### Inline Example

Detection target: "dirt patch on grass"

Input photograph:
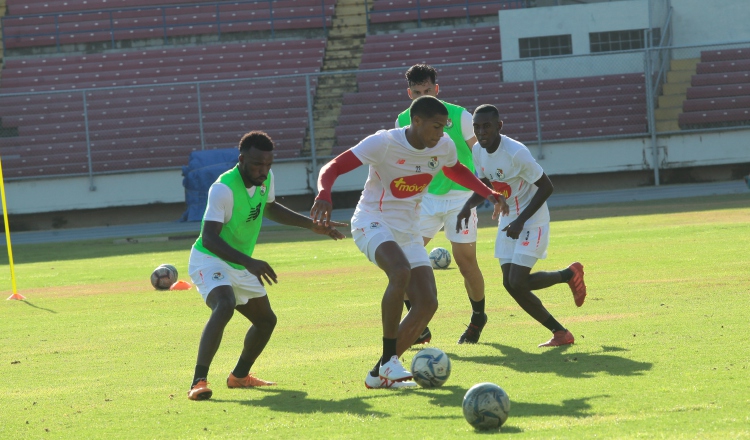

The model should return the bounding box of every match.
[12,280,156,299]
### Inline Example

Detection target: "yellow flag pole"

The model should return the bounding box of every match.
[0,156,24,300]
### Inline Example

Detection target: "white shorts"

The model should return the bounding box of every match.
[188,247,267,306]
[351,211,431,269]
[419,194,478,243]
[495,223,549,268]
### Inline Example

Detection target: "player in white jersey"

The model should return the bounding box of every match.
[457,104,587,348]
[311,96,507,388]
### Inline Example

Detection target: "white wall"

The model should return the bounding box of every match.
[670,0,750,47]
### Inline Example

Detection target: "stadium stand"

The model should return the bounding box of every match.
[334,25,648,153]
[368,0,524,25]
[0,39,325,177]
[1,0,336,50]
[679,47,750,128]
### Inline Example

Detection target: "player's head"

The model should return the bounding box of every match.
[405,64,439,100]
[472,104,503,151]
[238,131,274,187]
[409,96,449,149]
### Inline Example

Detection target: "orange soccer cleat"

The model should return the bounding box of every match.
[538,330,575,347]
[188,380,213,401]
[227,372,276,388]
[567,262,587,307]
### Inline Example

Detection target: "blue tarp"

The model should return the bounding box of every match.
[180,148,238,222]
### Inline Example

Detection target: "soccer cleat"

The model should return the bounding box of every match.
[227,372,276,388]
[187,379,213,401]
[364,372,418,389]
[379,355,413,382]
[567,262,587,307]
[538,330,575,347]
[413,327,432,345]
[458,313,488,344]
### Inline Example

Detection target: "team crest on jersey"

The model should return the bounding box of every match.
[495,169,505,179]
[428,156,439,170]
[370,222,380,229]
[212,272,224,281]
[446,118,453,129]
[260,184,267,196]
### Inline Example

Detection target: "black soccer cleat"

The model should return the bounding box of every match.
[413,327,432,345]
[458,313,487,344]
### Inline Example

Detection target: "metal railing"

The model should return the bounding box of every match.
[1,0,331,53]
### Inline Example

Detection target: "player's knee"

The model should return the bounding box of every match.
[210,300,235,323]
[507,278,530,294]
[386,264,411,289]
[256,311,277,335]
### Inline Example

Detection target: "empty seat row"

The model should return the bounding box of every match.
[679,47,750,128]
[368,0,524,24]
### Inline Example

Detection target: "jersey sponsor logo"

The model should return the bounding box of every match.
[212,272,224,281]
[390,174,433,198]
[491,181,512,198]
[522,241,530,246]
[427,156,439,170]
[247,202,261,222]
[397,159,406,164]
[495,169,505,179]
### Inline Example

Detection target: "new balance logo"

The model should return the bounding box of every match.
[247,203,261,222]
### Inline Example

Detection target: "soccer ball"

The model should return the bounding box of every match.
[462,382,511,430]
[150,264,178,290]
[429,247,451,269]
[410,347,451,388]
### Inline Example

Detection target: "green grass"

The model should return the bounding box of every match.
[1,194,749,439]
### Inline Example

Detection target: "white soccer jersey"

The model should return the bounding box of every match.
[472,135,550,228]
[351,127,458,234]
[203,170,275,224]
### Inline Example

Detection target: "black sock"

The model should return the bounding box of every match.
[404,300,411,311]
[470,298,486,326]
[193,365,209,386]
[542,315,566,333]
[231,356,254,379]
[382,337,397,365]
[370,360,380,377]
[559,268,574,282]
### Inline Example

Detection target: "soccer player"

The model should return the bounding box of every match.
[311,96,507,389]
[187,131,346,401]
[457,104,587,348]
[396,64,487,345]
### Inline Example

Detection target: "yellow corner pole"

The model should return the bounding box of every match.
[0,156,23,300]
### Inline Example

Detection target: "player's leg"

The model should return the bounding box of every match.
[229,294,277,387]
[396,265,439,356]
[526,264,586,307]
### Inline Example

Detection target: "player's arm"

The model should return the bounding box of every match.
[460,110,477,151]
[201,220,278,285]
[265,201,346,240]
[442,162,509,220]
[502,173,554,239]
[311,149,363,226]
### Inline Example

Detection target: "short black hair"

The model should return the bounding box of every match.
[473,104,500,118]
[405,64,437,87]
[239,131,274,153]
[410,95,448,120]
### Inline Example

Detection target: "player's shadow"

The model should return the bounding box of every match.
[210,388,390,418]
[21,300,57,313]
[447,343,652,378]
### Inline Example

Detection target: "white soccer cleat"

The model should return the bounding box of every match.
[364,372,417,389]
[378,355,413,382]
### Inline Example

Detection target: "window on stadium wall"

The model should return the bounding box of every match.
[519,34,573,58]
[589,28,662,53]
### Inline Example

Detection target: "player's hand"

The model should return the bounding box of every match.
[501,219,523,240]
[244,258,277,286]
[311,220,348,240]
[455,205,472,233]
[310,199,333,226]
[489,191,509,220]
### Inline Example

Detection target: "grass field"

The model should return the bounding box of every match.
[1,194,749,439]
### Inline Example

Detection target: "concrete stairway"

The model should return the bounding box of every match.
[303,0,368,156]
[655,58,699,132]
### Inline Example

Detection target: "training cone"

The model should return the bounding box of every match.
[7,292,26,300]
[169,280,192,291]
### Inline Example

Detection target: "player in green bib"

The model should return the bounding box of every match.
[187,131,346,401]
[396,64,489,345]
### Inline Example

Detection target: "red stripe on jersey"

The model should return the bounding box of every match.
[515,196,520,215]
[536,227,542,248]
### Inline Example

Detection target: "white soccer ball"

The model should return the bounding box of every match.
[410,347,451,388]
[151,264,178,290]
[462,382,511,430]
[429,247,451,269]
